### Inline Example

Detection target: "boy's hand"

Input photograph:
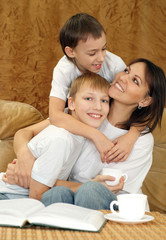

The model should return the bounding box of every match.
[93,131,114,162]
[92,175,124,194]
[105,127,140,163]
[105,134,133,163]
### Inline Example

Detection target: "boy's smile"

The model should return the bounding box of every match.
[72,32,107,74]
[69,84,109,128]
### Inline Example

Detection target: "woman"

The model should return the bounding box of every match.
[4,58,166,210]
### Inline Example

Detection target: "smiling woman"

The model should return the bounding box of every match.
[109,58,166,133]
[109,62,151,111]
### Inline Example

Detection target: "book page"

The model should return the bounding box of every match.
[28,202,106,232]
[0,198,44,227]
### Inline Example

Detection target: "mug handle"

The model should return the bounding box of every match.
[110,200,120,216]
[122,173,128,183]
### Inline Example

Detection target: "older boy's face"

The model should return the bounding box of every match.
[72,32,107,74]
[69,84,109,128]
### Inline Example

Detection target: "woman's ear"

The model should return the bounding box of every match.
[139,96,153,108]
[65,47,75,58]
[68,97,75,111]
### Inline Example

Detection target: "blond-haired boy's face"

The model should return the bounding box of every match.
[68,84,109,128]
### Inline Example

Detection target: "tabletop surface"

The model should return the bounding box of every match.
[0,211,165,240]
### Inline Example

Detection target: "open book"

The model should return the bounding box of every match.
[0,198,106,232]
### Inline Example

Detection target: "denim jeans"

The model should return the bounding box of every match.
[0,193,28,200]
[0,193,9,200]
[41,181,117,210]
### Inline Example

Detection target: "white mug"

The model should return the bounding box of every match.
[110,194,147,220]
[101,168,128,186]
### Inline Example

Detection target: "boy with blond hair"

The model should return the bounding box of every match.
[0,73,112,201]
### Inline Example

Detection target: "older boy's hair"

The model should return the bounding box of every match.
[69,72,110,99]
[60,13,105,57]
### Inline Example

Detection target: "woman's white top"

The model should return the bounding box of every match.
[69,118,153,194]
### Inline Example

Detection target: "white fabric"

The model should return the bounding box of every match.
[69,118,153,194]
[50,51,126,101]
[0,172,29,195]
[29,125,85,187]
[0,125,85,196]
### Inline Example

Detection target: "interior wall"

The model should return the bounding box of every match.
[0,0,166,117]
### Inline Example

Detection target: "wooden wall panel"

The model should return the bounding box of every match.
[0,0,166,117]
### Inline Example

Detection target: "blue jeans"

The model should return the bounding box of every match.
[0,193,9,200]
[41,181,117,210]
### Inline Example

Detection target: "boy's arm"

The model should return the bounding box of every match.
[55,179,82,193]
[105,126,141,163]
[49,96,114,162]
[29,178,50,200]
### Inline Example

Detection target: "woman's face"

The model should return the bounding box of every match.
[109,62,150,108]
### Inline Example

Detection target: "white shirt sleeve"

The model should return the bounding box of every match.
[99,51,126,82]
[49,56,81,101]
[28,125,71,187]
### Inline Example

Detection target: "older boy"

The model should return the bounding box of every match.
[0,73,112,201]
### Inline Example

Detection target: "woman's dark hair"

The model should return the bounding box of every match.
[116,58,166,133]
[59,13,105,58]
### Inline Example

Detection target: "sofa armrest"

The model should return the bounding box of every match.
[0,100,44,172]
[142,108,166,213]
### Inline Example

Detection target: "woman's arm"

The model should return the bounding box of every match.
[49,96,114,162]
[54,175,124,194]
[3,119,50,188]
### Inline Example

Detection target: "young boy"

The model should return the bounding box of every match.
[49,13,139,164]
[0,73,110,201]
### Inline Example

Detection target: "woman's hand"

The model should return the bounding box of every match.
[2,159,17,184]
[92,174,124,194]
[2,148,35,188]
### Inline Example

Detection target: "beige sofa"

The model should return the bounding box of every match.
[0,99,166,213]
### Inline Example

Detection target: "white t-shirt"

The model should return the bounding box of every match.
[29,125,85,187]
[69,118,153,194]
[50,51,126,101]
[0,125,85,195]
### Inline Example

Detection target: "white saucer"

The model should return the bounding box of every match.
[104,213,154,224]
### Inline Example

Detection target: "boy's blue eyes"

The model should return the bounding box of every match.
[85,97,108,103]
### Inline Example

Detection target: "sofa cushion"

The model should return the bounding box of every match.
[142,108,166,213]
[0,100,44,139]
[0,139,15,172]
[0,100,44,172]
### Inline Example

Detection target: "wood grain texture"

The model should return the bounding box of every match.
[0,0,166,117]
